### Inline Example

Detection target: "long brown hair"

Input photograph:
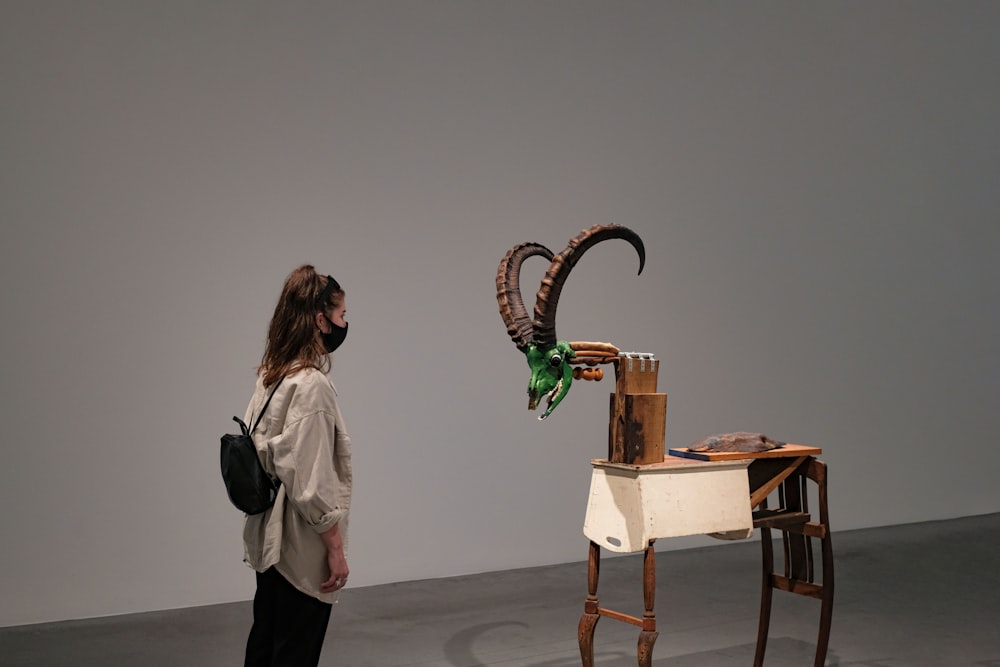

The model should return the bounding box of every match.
[259,265,345,387]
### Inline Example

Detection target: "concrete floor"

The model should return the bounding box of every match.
[2,513,998,666]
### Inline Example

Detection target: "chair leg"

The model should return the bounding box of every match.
[814,533,834,666]
[754,527,774,667]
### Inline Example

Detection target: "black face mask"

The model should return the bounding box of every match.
[321,316,348,353]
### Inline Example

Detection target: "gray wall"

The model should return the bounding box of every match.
[1,1,997,627]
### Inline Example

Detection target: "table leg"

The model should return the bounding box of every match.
[578,541,601,667]
[637,542,659,667]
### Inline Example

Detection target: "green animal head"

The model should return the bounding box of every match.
[496,224,645,420]
[524,340,576,419]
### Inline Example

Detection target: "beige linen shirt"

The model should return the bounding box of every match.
[242,367,353,604]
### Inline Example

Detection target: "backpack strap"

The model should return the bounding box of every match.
[250,377,285,435]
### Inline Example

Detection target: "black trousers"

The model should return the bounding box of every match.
[245,567,333,667]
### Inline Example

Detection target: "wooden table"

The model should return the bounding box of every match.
[578,445,823,667]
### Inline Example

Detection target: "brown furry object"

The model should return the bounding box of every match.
[687,432,785,453]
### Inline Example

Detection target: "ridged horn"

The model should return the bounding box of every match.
[496,242,555,351]
[532,224,645,348]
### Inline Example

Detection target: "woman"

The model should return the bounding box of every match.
[242,265,353,667]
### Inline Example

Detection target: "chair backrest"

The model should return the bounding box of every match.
[760,457,830,588]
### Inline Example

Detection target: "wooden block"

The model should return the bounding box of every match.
[606,356,666,463]
[627,394,667,465]
[615,357,659,395]
[610,393,667,464]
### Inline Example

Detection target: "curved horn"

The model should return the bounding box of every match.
[496,242,555,351]
[533,224,645,348]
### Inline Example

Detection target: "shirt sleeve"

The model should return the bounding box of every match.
[268,409,345,533]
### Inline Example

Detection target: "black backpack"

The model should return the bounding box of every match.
[220,379,283,514]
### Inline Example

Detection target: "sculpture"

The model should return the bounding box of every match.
[495,227,816,667]
[496,224,645,419]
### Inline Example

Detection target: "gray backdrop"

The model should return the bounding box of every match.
[2,0,997,627]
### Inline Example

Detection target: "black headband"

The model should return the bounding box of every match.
[318,275,341,307]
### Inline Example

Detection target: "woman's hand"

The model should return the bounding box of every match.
[319,523,350,593]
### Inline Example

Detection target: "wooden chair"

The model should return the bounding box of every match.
[750,456,833,666]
